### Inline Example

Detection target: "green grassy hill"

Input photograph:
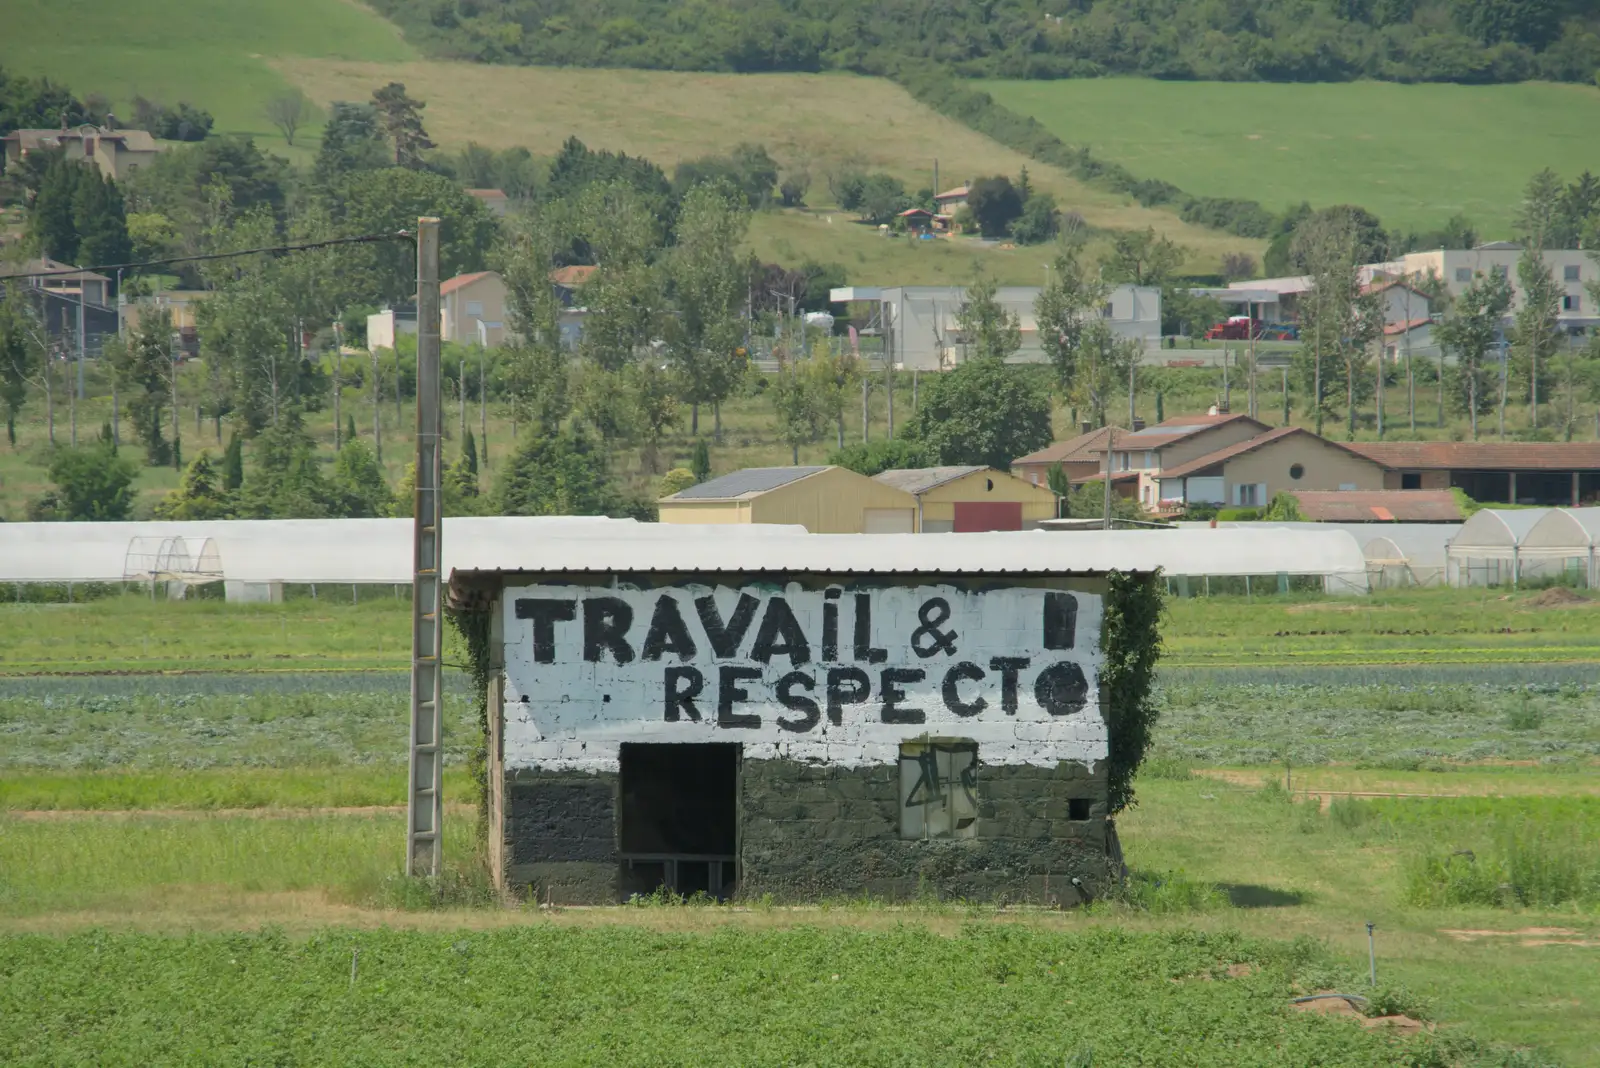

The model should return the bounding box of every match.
[979,77,1600,240]
[0,0,413,151]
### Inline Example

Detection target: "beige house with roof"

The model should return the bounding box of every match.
[1157,427,1389,509]
[1010,427,1123,489]
[1084,414,1270,511]
[442,271,508,347]
[872,466,1060,532]
[3,125,159,181]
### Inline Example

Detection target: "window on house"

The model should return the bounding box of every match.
[1563,295,1580,312]
[465,300,484,317]
[900,740,977,840]
[1565,266,1581,282]
[1236,483,1261,507]
[1402,473,1422,489]
[1455,268,1471,283]
[1492,265,1509,280]
[1100,303,1114,319]
[1068,798,1093,821]
[1289,463,1305,480]
[1144,451,1155,469]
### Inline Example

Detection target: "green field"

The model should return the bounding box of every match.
[1,591,1597,1062]
[0,0,413,155]
[980,78,1600,237]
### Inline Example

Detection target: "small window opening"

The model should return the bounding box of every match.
[619,742,739,900]
[1401,473,1422,490]
[1068,797,1093,821]
[900,739,977,840]
[1289,463,1305,480]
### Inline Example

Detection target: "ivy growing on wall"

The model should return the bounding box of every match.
[1100,570,1166,814]
[449,603,494,832]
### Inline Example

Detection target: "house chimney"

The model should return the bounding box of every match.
[1080,420,1092,436]
[1131,417,1146,431]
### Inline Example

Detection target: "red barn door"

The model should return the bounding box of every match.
[952,501,1023,532]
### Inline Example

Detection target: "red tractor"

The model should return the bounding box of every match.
[1203,316,1264,341]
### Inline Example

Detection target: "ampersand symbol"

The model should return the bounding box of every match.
[910,597,958,658]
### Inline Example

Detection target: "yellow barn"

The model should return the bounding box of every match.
[658,466,919,533]
[872,466,1060,532]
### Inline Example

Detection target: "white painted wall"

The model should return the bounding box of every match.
[500,581,1105,774]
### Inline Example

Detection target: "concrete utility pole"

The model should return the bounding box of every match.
[407,217,444,878]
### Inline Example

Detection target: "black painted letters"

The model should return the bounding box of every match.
[514,598,576,663]
[880,667,926,724]
[775,671,821,733]
[717,666,763,728]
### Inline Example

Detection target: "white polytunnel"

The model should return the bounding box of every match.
[1518,507,1600,588]
[1446,508,1557,586]
[0,518,1369,597]
[1221,521,1460,589]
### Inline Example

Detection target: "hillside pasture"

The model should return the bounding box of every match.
[979,78,1600,238]
[272,59,1255,268]
[0,0,413,153]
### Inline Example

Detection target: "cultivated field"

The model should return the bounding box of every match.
[1,586,1595,1062]
[979,78,1600,237]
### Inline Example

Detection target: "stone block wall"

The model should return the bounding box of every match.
[738,758,1111,904]
[502,759,1112,905]
[503,768,619,904]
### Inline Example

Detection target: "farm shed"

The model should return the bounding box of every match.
[447,525,1180,905]
[1445,508,1552,586]
[871,466,1060,532]
[658,466,919,533]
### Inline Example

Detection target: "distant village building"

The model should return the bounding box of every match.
[2,123,159,181]
[658,467,918,533]
[441,271,507,348]
[465,188,510,217]
[0,258,116,355]
[1010,427,1124,489]
[831,284,1161,371]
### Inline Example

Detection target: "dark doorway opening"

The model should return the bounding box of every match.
[619,742,740,901]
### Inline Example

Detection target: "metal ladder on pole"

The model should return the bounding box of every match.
[407,217,444,877]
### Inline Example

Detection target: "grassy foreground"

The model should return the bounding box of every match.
[979,78,1600,237]
[0,924,1460,1067]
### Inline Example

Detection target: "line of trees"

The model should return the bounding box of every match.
[370,0,1600,86]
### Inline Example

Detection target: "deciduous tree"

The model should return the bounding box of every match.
[1436,269,1513,440]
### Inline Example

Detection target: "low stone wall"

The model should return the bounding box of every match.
[739,758,1111,904]
[502,759,1111,905]
[503,768,619,904]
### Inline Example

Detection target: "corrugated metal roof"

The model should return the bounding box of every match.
[448,524,1368,581]
[665,466,829,500]
[872,466,987,495]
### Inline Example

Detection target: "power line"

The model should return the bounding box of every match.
[4,231,416,280]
